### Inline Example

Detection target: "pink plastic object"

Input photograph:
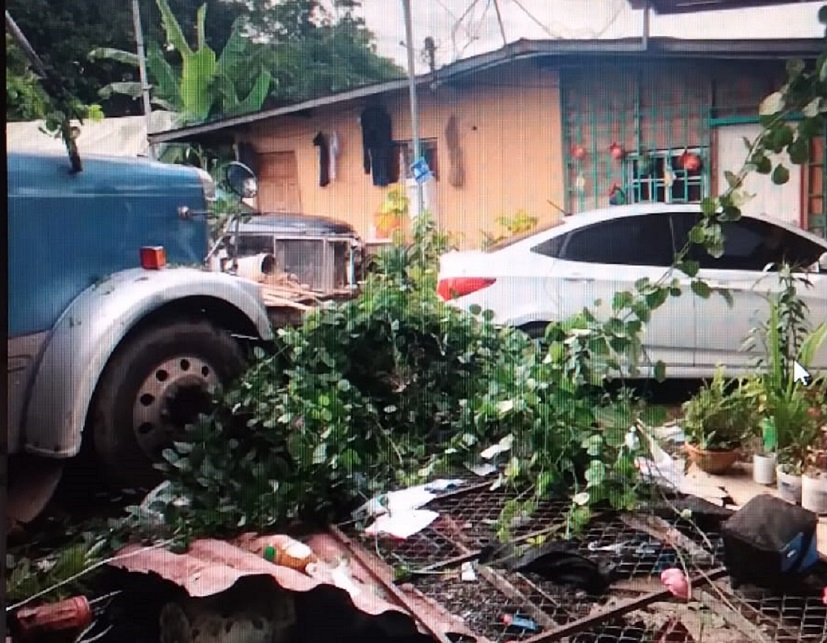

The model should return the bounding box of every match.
[822,587,827,606]
[660,568,691,600]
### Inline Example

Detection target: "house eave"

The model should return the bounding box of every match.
[150,36,825,145]
[628,0,821,14]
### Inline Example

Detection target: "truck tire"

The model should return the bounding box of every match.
[91,319,246,490]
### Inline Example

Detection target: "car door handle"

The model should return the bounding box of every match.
[564,275,595,283]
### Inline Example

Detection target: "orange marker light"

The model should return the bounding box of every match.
[139,246,167,270]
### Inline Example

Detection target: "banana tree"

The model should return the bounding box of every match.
[90,0,272,125]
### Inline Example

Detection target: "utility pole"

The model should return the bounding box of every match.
[132,0,156,159]
[401,0,425,218]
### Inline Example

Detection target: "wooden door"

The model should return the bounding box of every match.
[258,151,301,213]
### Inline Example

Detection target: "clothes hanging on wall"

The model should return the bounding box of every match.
[444,114,464,188]
[328,130,340,181]
[360,105,393,187]
[313,131,330,187]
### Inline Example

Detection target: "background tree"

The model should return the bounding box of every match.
[6,34,50,121]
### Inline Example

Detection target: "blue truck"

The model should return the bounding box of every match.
[7,151,274,525]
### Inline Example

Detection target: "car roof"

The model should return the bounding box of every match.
[498,203,827,252]
[237,213,358,236]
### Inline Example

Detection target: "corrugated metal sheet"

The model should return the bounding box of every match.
[6,111,179,157]
[108,532,477,642]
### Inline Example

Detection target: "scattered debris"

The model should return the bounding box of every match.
[501,612,540,633]
[479,435,513,460]
[460,562,477,582]
[660,568,691,600]
[11,592,119,641]
[479,541,613,595]
[465,463,497,477]
[354,479,466,539]
[365,509,440,539]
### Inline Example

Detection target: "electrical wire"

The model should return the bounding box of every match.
[492,0,508,47]
[450,0,483,59]
[458,0,494,58]
[507,0,560,39]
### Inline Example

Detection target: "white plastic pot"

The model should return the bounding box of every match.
[801,473,827,515]
[235,253,277,281]
[776,466,802,504]
[753,453,776,485]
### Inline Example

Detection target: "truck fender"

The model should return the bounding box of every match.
[22,267,274,458]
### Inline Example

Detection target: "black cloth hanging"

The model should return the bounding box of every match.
[360,105,393,187]
[313,131,330,187]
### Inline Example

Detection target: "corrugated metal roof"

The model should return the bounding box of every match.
[108,532,478,642]
[148,37,825,145]
[628,0,821,14]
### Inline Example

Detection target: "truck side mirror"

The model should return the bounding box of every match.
[225,162,258,199]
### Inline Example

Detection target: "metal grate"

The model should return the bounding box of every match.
[414,573,540,642]
[570,617,694,643]
[708,580,827,643]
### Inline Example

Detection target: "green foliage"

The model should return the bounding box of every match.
[681,369,756,451]
[743,268,827,471]
[481,209,540,249]
[5,34,50,121]
[90,0,401,124]
[92,1,273,125]
[154,213,651,540]
[6,539,106,603]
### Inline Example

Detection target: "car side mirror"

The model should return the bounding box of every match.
[819,252,827,272]
[225,161,258,199]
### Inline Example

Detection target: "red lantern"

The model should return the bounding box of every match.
[679,151,702,172]
[609,142,624,160]
[571,144,587,160]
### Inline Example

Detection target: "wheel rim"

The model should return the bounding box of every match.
[132,355,219,459]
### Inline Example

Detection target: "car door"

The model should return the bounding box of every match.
[675,213,827,373]
[544,212,695,375]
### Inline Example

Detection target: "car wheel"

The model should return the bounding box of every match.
[91,319,246,490]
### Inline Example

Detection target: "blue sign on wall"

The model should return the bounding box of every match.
[410,157,432,184]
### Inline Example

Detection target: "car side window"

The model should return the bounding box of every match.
[688,218,824,271]
[531,234,567,258]
[561,215,674,267]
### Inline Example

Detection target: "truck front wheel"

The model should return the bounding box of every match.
[91,319,246,490]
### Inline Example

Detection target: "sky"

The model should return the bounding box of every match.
[357,0,825,72]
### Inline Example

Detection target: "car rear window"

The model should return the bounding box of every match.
[486,219,566,252]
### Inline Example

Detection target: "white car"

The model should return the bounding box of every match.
[437,204,827,379]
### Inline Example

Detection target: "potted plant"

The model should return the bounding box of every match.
[752,416,778,485]
[801,383,827,514]
[682,368,755,474]
[374,187,408,239]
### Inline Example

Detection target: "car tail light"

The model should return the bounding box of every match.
[437,277,496,300]
[140,246,167,270]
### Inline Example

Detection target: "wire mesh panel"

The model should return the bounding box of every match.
[707,580,827,643]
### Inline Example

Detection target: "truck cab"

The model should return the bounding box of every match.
[7,152,273,523]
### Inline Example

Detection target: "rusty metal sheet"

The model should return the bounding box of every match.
[109,534,407,617]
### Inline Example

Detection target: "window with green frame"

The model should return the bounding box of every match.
[623,147,708,204]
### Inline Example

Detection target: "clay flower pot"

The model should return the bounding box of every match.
[684,442,739,474]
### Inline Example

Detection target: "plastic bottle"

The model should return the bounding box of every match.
[501,613,539,633]
[262,535,319,574]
